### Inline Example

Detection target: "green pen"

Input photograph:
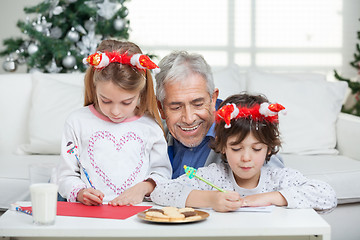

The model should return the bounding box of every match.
[183,165,227,193]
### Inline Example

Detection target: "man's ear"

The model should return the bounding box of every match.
[212,88,219,103]
[157,100,166,119]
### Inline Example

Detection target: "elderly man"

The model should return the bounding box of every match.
[155,51,284,178]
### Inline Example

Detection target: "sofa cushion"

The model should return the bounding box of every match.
[247,70,347,155]
[18,73,84,155]
[0,153,59,209]
[282,154,360,204]
[213,64,246,100]
[0,74,33,155]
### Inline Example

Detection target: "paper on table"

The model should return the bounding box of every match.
[235,205,275,212]
[21,201,152,220]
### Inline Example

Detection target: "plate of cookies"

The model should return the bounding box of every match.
[138,206,209,223]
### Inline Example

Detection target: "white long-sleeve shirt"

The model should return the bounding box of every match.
[57,105,172,202]
[150,162,337,212]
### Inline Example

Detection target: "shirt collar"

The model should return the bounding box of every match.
[207,122,216,138]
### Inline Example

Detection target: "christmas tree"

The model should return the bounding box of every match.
[334,19,360,117]
[0,0,130,73]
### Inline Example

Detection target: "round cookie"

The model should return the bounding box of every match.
[162,206,179,214]
[184,215,202,221]
[162,208,180,217]
[167,212,185,222]
[178,207,195,213]
[182,211,197,217]
[145,211,170,222]
[146,208,164,214]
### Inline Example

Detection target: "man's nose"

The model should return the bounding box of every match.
[182,105,196,124]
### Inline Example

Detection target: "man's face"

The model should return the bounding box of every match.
[158,74,219,148]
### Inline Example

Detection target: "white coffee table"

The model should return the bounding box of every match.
[0,202,330,240]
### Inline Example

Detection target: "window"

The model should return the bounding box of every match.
[127,0,343,72]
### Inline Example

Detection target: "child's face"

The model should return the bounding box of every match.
[224,132,269,189]
[95,81,140,123]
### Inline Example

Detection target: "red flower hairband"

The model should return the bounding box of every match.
[216,102,286,128]
[83,51,160,73]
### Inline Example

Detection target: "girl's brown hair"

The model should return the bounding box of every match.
[211,93,281,162]
[83,39,162,130]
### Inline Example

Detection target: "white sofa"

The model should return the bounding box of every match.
[1,67,360,240]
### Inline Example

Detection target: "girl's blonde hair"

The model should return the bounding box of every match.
[84,39,162,130]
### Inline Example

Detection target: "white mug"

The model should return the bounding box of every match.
[30,183,58,225]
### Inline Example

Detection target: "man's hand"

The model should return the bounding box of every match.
[77,188,104,206]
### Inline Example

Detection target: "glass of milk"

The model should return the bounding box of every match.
[30,183,58,225]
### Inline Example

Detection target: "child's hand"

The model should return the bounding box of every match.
[77,188,104,206]
[241,192,287,207]
[108,180,155,206]
[211,191,244,212]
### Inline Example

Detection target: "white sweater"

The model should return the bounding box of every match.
[57,105,172,202]
[151,162,337,212]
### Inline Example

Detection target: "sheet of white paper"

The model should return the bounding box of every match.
[235,205,275,212]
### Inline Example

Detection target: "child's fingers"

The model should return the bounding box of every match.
[81,196,101,206]
[89,195,103,205]
[109,200,129,206]
[109,195,140,206]
[241,200,248,207]
[85,189,104,205]
[225,191,242,202]
[97,191,105,200]
[108,196,126,206]
[218,199,242,212]
[88,188,104,198]
[224,193,245,210]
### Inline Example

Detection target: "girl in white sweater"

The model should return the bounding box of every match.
[57,40,172,206]
[151,93,337,212]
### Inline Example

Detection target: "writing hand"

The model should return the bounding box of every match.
[212,191,244,212]
[77,188,104,206]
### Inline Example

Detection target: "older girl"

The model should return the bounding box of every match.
[57,40,172,206]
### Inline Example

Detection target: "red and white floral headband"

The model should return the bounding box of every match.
[83,51,160,73]
[216,102,286,128]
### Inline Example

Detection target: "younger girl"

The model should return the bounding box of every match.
[57,40,172,206]
[151,93,337,212]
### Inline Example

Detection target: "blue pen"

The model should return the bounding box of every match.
[75,153,95,189]
[66,141,96,189]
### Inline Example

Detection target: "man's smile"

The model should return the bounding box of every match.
[180,124,201,131]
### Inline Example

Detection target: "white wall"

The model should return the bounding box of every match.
[0,0,359,76]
